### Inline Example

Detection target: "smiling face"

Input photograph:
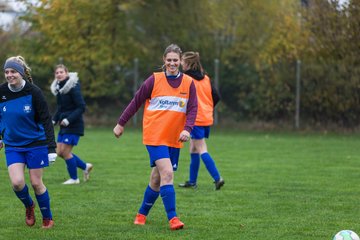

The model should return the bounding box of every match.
[4,68,23,88]
[163,52,181,76]
[55,67,68,81]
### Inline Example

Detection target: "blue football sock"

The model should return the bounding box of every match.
[36,190,52,220]
[72,153,87,170]
[189,153,200,183]
[160,184,176,220]
[201,152,221,181]
[65,157,78,179]
[14,184,33,208]
[138,185,160,216]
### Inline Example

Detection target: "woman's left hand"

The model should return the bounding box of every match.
[60,118,69,126]
[178,130,190,142]
[48,153,57,164]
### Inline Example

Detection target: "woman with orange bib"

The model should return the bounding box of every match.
[113,44,197,230]
[179,51,224,190]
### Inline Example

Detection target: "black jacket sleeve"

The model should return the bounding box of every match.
[32,85,57,153]
[66,83,86,124]
[52,99,61,124]
[211,82,221,107]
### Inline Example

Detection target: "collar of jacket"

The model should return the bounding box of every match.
[50,72,79,95]
[184,70,204,80]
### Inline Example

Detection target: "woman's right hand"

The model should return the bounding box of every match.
[113,124,124,138]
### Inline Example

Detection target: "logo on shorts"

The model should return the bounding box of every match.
[64,138,69,142]
[40,160,44,165]
[173,163,177,168]
[23,104,32,113]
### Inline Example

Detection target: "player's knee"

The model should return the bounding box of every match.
[161,170,173,184]
[56,149,65,158]
[11,179,25,191]
[190,145,198,153]
[149,181,160,191]
[30,181,43,192]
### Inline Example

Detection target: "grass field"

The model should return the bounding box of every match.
[0,127,360,239]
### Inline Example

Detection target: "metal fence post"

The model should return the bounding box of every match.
[295,59,301,129]
[214,59,220,125]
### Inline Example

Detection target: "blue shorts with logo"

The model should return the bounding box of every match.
[5,146,49,169]
[57,134,80,146]
[190,126,210,139]
[146,145,180,171]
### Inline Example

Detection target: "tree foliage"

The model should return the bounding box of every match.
[300,0,360,126]
[20,0,142,98]
[0,0,359,127]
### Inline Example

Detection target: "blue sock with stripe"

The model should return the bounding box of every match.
[138,185,159,216]
[160,184,176,220]
[189,153,200,183]
[65,157,78,179]
[36,190,52,220]
[201,152,220,181]
[14,184,33,208]
[73,154,86,170]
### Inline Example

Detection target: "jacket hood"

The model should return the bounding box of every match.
[50,72,79,95]
[184,70,205,81]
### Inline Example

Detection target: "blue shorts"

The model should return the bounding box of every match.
[57,134,80,146]
[146,145,180,171]
[190,126,210,139]
[5,146,49,169]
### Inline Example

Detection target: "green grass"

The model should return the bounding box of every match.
[1,128,360,239]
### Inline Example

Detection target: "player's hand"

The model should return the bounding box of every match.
[60,118,69,127]
[113,124,124,138]
[48,153,57,164]
[178,130,190,142]
[0,140,3,150]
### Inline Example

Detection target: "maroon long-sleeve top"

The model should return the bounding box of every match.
[117,72,198,133]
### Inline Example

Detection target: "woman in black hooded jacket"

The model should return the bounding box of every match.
[50,64,93,184]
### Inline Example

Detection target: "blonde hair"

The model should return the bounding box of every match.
[163,44,182,58]
[182,51,204,74]
[55,64,69,73]
[5,56,33,83]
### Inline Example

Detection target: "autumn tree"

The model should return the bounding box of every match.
[21,0,141,99]
[300,0,360,126]
[11,0,360,127]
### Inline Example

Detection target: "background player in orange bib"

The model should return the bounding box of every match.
[179,51,224,190]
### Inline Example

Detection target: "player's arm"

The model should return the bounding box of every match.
[184,81,198,133]
[63,83,85,126]
[179,81,198,142]
[32,86,57,153]
[113,75,154,138]
[210,80,221,107]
